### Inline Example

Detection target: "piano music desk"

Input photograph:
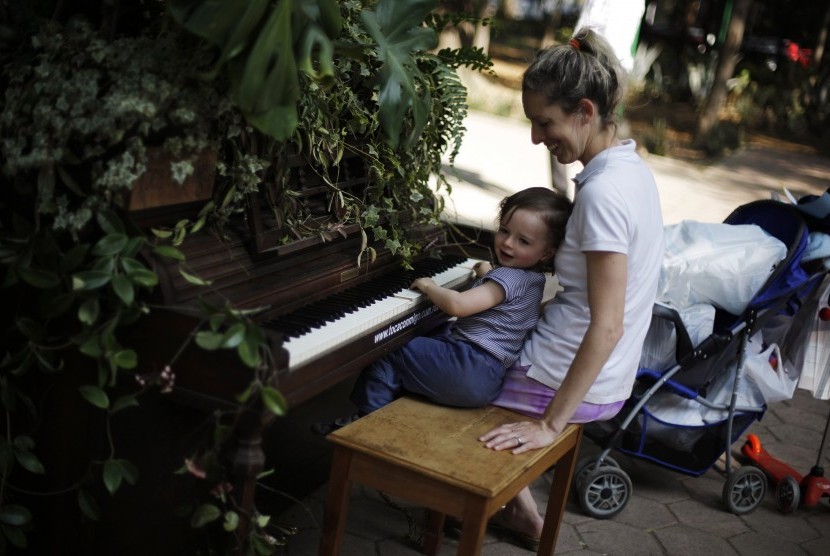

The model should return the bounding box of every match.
[319,396,583,555]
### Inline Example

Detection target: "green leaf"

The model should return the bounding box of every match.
[78,489,101,521]
[237,336,261,368]
[0,505,31,527]
[220,323,246,349]
[13,449,45,475]
[120,459,140,485]
[78,335,102,358]
[78,298,100,325]
[153,245,185,261]
[190,503,222,528]
[223,510,240,532]
[103,459,123,495]
[179,268,211,286]
[113,350,137,370]
[128,268,159,288]
[111,394,140,413]
[79,385,109,409]
[17,266,61,289]
[195,330,224,350]
[60,244,89,273]
[96,209,125,235]
[112,274,135,305]
[359,0,439,147]
[92,233,129,257]
[2,523,28,548]
[261,386,287,417]
[72,271,111,291]
[151,228,173,239]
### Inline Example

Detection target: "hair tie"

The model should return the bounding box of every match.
[568,38,580,50]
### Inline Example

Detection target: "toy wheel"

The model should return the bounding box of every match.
[573,455,620,494]
[722,466,767,515]
[577,466,632,519]
[775,475,801,514]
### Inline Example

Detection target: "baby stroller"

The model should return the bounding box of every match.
[575,199,830,518]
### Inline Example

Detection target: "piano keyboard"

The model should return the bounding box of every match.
[267,256,482,370]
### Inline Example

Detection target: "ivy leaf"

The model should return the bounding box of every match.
[78,298,100,325]
[223,510,240,532]
[60,244,89,272]
[179,268,211,286]
[17,267,61,289]
[220,323,246,349]
[128,268,159,288]
[13,449,45,475]
[261,386,287,417]
[78,335,102,358]
[236,336,261,368]
[190,503,222,528]
[96,209,125,235]
[78,489,101,521]
[79,385,110,409]
[92,233,129,257]
[0,505,31,527]
[195,330,224,350]
[119,459,140,485]
[153,245,185,261]
[103,459,123,495]
[72,271,111,291]
[113,350,138,370]
[111,394,140,413]
[111,274,135,305]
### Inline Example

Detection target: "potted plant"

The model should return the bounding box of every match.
[0,0,491,553]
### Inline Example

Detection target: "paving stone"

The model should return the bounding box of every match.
[614,494,678,530]
[575,519,664,554]
[667,499,748,538]
[653,523,739,556]
[740,504,822,543]
[728,529,809,556]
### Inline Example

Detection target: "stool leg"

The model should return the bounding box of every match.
[457,501,488,556]
[538,426,582,555]
[319,447,354,556]
[422,510,445,556]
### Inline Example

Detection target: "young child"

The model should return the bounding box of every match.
[313,187,572,434]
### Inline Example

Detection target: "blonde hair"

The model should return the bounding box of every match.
[522,28,626,128]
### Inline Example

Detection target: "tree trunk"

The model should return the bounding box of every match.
[813,0,830,67]
[695,0,752,140]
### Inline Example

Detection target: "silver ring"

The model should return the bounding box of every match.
[515,435,524,446]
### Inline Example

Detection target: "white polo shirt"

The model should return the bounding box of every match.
[523,140,664,404]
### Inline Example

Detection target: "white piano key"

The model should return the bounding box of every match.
[284,258,480,369]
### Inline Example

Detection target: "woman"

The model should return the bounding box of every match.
[477,28,665,548]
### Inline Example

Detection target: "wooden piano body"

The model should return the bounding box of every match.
[117,151,492,552]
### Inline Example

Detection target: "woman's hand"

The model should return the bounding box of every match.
[478,420,558,455]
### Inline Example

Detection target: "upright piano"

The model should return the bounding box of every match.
[126,149,491,549]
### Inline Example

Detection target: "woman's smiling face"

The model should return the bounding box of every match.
[523,89,588,166]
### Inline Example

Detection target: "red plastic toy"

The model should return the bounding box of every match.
[740,294,830,513]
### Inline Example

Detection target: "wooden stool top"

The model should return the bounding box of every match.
[327,396,581,498]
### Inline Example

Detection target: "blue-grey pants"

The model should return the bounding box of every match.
[350,332,506,414]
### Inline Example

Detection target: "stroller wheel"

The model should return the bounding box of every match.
[722,466,767,515]
[572,455,620,500]
[577,466,632,519]
[775,475,801,514]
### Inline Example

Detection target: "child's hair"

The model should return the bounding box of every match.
[498,186,573,258]
[522,28,626,130]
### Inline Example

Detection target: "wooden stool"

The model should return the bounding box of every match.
[319,396,583,555]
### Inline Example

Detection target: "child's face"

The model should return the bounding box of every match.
[494,208,555,269]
